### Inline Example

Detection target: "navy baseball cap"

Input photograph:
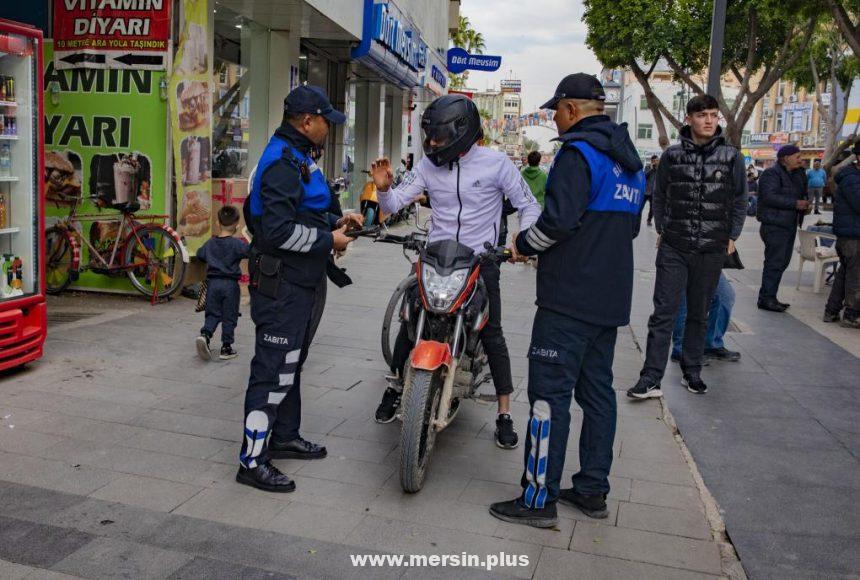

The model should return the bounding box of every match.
[284,85,346,124]
[541,73,606,110]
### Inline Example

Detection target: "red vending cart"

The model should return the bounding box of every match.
[0,19,45,371]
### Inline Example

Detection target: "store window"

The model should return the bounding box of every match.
[637,124,653,140]
[212,5,268,179]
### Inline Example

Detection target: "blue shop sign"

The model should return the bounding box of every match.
[431,65,447,88]
[447,47,502,74]
[352,0,428,89]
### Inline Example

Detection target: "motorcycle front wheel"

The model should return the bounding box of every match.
[399,368,442,493]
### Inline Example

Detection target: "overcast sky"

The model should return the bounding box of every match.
[458,0,601,112]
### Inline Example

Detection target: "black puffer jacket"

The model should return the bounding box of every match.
[756,162,807,229]
[834,164,860,239]
[654,126,747,253]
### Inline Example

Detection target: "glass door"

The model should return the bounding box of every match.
[0,30,38,300]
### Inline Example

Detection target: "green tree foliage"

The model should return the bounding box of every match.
[449,16,486,91]
[584,0,819,147]
[825,0,860,60]
[523,138,540,153]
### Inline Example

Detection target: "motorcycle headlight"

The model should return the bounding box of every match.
[421,266,469,312]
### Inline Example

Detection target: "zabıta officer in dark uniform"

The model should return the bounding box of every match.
[490,74,645,528]
[238,86,361,492]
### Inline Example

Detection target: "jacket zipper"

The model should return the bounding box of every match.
[455,162,463,242]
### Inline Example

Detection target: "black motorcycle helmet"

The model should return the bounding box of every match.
[421,94,482,167]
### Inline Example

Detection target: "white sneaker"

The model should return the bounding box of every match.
[196,335,212,361]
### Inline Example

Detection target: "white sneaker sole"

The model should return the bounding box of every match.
[196,337,211,361]
[681,377,708,394]
[219,353,238,360]
[627,388,663,399]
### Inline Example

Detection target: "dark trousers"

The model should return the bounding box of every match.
[520,308,618,504]
[827,239,860,318]
[201,278,240,345]
[240,280,316,468]
[642,196,654,223]
[642,243,724,381]
[759,224,797,301]
[391,260,513,395]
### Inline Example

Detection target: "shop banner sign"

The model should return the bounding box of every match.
[170,0,213,253]
[43,40,169,292]
[447,47,501,74]
[53,0,171,70]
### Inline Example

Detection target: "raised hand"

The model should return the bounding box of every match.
[371,158,394,192]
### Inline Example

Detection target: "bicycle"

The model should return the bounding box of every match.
[45,198,190,300]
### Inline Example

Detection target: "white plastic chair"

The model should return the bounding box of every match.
[795,229,839,293]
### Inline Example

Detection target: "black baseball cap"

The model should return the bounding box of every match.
[540,73,606,110]
[284,85,346,124]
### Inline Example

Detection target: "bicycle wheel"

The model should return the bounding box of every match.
[382,274,416,368]
[124,224,186,299]
[45,227,75,295]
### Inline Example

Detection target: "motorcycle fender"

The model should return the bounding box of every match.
[411,340,453,371]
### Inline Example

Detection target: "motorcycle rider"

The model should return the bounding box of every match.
[370,94,542,449]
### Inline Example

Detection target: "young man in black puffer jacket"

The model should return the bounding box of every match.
[627,95,747,399]
[825,143,860,328]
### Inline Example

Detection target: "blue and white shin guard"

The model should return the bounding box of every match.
[524,400,551,509]
[240,410,269,468]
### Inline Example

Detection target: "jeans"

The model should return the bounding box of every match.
[641,243,724,380]
[759,224,797,302]
[521,308,617,504]
[201,278,240,345]
[672,273,735,356]
[810,187,824,212]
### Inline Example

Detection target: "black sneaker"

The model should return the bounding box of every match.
[375,387,401,424]
[758,299,787,313]
[489,498,558,529]
[777,300,791,310]
[196,334,212,361]
[558,488,608,519]
[220,344,238,360]
[682,374,708,394]
[670,352,681,363]
[704,347,741,362]
[236,462,296,493]
[823,311,841,323]
[269,437,327,460]
[841,317,860,329]
[495,414,519,449]
[626,377,663,399]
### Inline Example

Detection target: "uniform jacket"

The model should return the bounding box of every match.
[516,115,645,327]
[245,124,340,287]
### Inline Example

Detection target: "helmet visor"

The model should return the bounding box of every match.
[422,120,461,151]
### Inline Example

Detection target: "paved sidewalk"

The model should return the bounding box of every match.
[631,216,860,580]
[0,217,732,579]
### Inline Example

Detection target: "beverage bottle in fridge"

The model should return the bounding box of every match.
[0,194,7,228]
[0,143,11,177]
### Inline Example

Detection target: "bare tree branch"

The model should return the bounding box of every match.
[645,58,659,78]
[662,53,706,96]
[734,9,759,117]
[630,59,682,148]
[825,0,860,60]
[730,65,744,86]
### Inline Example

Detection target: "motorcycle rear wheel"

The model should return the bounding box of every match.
[399,368,442,493]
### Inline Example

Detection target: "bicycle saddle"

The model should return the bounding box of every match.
[112,201,141,213]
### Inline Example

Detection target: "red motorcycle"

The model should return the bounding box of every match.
[356,227,509,491]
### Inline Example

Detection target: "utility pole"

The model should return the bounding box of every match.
[707,0,728,97]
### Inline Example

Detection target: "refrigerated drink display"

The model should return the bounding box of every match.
[0,19,46,372]
[0,27,38,300]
